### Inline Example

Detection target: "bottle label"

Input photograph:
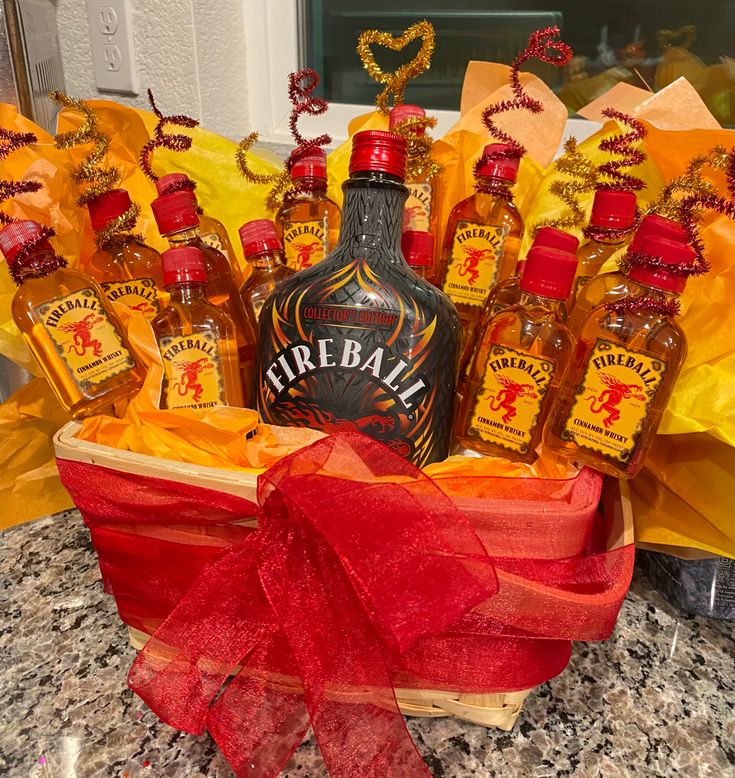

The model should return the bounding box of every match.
[282,219,328,271]
[560,339,667,464]
[442,221,507,307]
[158,332,226,410]
[468,344,555,455]
[403,182,432,231]
[101,277,160,319]
[35,288,136,390]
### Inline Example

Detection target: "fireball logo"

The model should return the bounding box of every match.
[130,300,157,317]
[171,357,214,403]
[586,373,646,429]
[59,313,104,357]
[484,374,538,424]
[457,245,496,286]
[291,239,322,270]
[402,204,424,229]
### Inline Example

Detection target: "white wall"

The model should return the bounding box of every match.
[55,0,251,139]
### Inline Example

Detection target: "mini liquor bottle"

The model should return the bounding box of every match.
[151,189,256,402]
[389,104,435,234]
[454,246,577,462]
[1,220,144,417]
[545,235,695,479]
[156,173,243,286]
[436,143,523,343]
[258,130,461,467]
[85,189,164,320]
[401,230,434,280]
[567,213,688,335]
[456,227,579,402]
[151,246,243,411]
[274,148,341,272]
[238,219,294,327]
[568,189,636,310]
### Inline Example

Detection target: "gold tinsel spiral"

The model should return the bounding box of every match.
[235,132,290,213]
[356,20,435,114]
[390,115,442,179]
[0,128,42,225]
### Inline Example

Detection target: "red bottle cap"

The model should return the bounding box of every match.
[239,219,283,258]
[349,130,407,179]
[389,104,426,134]
[87,189,133,232]
[151,190,200,235]
[519,246,578,299]
[0,220,49,263]
[291,148,327,180]
[401,230,434,268]
[161,245,208,286]
[628,235,695,293]
[533,226,580,254]
[156,172,196,196]
[589,189,637,229]
[476,143,520,183]
[629,213,688,253]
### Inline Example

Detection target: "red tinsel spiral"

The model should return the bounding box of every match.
[597,108,647,192]
[6,223,67,285]
[605,295,681,319]
[139,89,199,181]
[479,26,572,163]
[0,128,42,225]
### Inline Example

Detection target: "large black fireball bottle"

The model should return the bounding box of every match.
[257,130,461,466]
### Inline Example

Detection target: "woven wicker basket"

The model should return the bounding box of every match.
[54,421,632,731]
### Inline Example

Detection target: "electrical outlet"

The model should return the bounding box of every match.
[87,0,138,94]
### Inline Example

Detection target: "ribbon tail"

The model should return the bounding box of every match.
[128,535,268,734]
[259,526,430,778]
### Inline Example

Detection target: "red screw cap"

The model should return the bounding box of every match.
[476,143,521,183]
[0,220,50,263]
[290,148,327,180]
[87,189,133,232]
[519,246,578,299]
[389,104,427,135]
[161,245,207,287]
[239,219,283,258]
[533,226,580,254]
[151,190,200,235]
[401,230,434,268]
[629,213,688,253]
[589,189,637,229]
[629,235,695,293]
[349,130,407,180]
[156,173,195,196]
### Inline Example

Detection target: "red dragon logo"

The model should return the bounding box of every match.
[402,204,424,230]
[457,245,495,286]
[171,357,214,404]
[291,239,322,270]
[59,313,104,357]
[130,300,157,317]
[484,375,538,424]
[586,373,646,429]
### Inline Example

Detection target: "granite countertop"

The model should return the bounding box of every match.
[2,511,734,778]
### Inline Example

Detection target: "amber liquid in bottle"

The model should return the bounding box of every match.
[86,238,165,320]
[545,286,687,479]
[151,282,243,410]
[11,247,144,418]
[165,229,256,402]
[275,178,341,272]
[240,249,294,328]
[455,292,574,463]
[197,212,244,287]
[566,270,632,335]
[437,176,523,345]
[568,230,628,312]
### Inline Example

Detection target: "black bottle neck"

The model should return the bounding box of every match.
[337,171,407,262]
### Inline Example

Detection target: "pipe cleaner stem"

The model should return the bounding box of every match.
[140,89,199,181]
[597,108,646,192]
[0,128,42,224]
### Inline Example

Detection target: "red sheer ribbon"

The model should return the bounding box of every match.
[57,432,633,778]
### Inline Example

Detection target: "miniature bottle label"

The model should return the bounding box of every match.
[101,277,160,319]
[35,288,136,389]
[560,339,667,464]
[468,344,555,455]
[403,182,432,231]
[282,219,328,271]
[442,221,507,307]
[158,332,226,410]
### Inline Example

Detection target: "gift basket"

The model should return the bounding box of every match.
[2,17,735,778]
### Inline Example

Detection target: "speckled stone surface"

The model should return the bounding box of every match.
[1,511,734,777]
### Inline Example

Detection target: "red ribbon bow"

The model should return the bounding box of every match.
[57,432,633,778]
